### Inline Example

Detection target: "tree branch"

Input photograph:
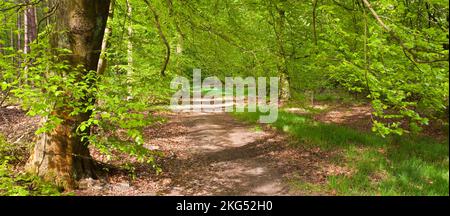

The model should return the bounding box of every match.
[0,0,43,12]
[362,0,448,64]
[143,0,171,77]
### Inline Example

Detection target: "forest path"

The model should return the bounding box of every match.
[76,110,328,196]
[146,112,294,195]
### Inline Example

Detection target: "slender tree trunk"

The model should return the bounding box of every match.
[16,8,23,86]
[127,0,133,73]
[17,9,22,68]
[10,23,14,63]
[23,1,37,77]
[97,0,115,75]
[23,1,37,55]
[127,0,133,71]
[126,0,133,99]
[26,0,110,189]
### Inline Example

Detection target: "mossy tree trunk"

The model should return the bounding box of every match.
[26,0,110,189]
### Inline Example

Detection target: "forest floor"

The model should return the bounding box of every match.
[76,111,333,195]
[1,99,448,196]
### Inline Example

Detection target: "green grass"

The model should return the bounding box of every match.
[232,111,449,196]
[193,86,252,97]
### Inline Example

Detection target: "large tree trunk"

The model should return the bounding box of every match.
[26,0,110,189]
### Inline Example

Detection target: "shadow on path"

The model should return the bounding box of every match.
[147,112,326,195]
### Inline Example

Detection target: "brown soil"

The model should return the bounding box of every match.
[1,105,446,196]
[0,106,39,144]
[76,112,332,196]
[314,105,374,131]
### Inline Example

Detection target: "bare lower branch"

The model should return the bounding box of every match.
[0,0,43,12]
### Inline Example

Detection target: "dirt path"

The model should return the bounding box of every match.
[74,110,330,196]
[0,106,333,196]
[153,112,292,195]
[131,110,332,196]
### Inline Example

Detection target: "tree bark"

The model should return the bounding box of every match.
[17,9,22,68]
[126,0,133,99]
[126,0,133,76]
[26,0,110,189]
[23,0,37,55]
[23,0,37,77]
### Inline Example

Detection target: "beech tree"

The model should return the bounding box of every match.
[25,0,110,188]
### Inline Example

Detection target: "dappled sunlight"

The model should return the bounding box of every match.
[0,0,447,197]
[232,107,449,195]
